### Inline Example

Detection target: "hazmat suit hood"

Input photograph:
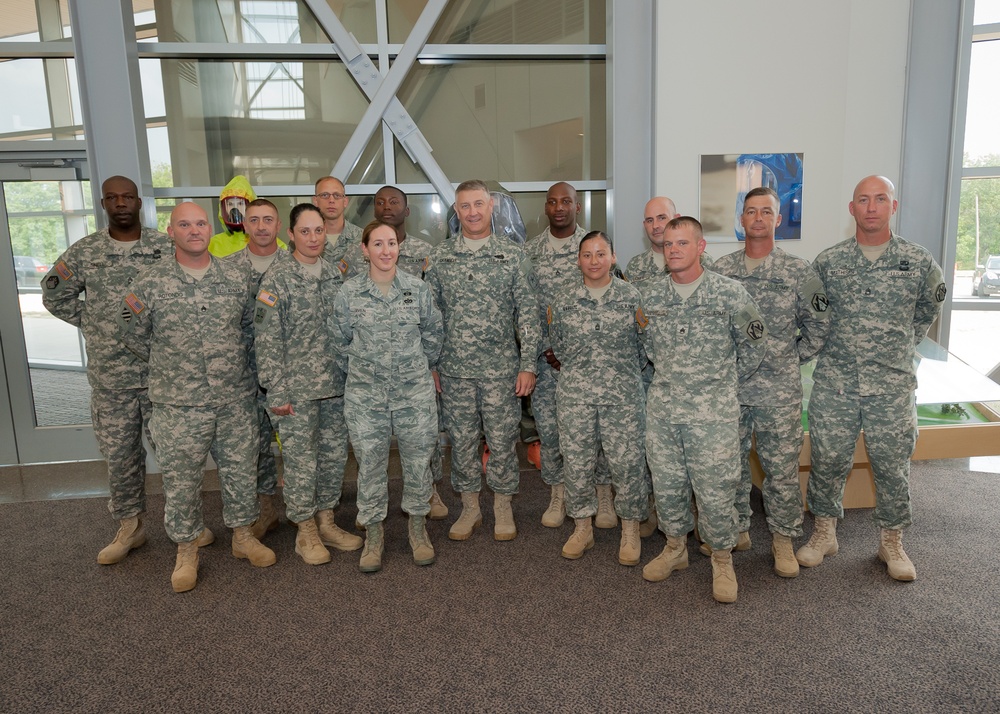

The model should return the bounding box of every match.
[218,175,257,234]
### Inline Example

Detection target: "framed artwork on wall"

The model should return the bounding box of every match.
[700,153,803,242]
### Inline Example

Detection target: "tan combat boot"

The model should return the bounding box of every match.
[359,522,384,573]
[316,509,363,552]
[878,528,916,581]
[642,536,689,582]
[294,518,331,565]
[408,515,436,566]
[594,484,618,529]
[448,492,482,541]
[639,496,658,538]
[250,493,280,539]
[232,525,277,567]
[619,519,641,566]
[561,517,594,559]
[97,516,146,565]
[711,548,738,603]
[772,533,799,578]
[171,540,199,593]
[494,493,517,541]
[541,483,566,527]
[429,483,449,520]
[195,527,215,547]
[796,516,839,567]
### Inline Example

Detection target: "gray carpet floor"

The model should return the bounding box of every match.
[2,461,998,713]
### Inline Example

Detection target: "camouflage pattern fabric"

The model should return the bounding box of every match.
[332,270,442,525]
[321,220,362,271]
[254,255,347,522]
[90,387,153,520]
[549,277,648,519]
[807,233,945,528]
[439,374,520,496]
[424,233,540,380]
[225,246,292,495]
[272,397,348,523]
[117,256,260,542]
[41,227,171,520]
[639,270,767,549]
[117,257,257,406]
[524,224,587,487]
[149,397,258,542]
[712,246,829,536]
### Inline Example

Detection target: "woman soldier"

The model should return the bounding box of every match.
[549,230,650,565]
[332,220,444,573]
[254,203,362,565]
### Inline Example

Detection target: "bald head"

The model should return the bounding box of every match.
[544,181,581,238]
[168,202,212,261]
[643,196,679,249]
[849,175,897,242]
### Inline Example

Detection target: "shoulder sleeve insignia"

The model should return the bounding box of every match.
[125,292,145,315]
[45,275,60,290]
[257,289,278,307]
[635,306,648,329]
[746,319,765,341]
[934,282,947,303]
[811,292,829,313]
[55,261,73,280]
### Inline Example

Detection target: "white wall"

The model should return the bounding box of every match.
[648,0,911,263]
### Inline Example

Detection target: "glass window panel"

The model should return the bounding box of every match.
[147,0,378,43]
[948,311,1000,376]
[0,0,71,42]
[956,178,1000,275]
[424,0,605,45]
[149,58,375,188]
[0,58,84,141]
[974,0,1000,26]
[964,40,1000,166]
[393,59,605,184]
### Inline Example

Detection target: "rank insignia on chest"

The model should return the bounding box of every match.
[678,326,687,336]
[55,261,73,280]
[468,273,474,281]
[257,290,278,307]
[898,259,910,271]
[494,254,505,260]
[404,298,414,304]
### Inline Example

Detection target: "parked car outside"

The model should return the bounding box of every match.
[13,256,49,288]
[975,255,1000,298]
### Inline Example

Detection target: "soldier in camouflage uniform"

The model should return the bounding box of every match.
[639,217,767,603]
[333,220,443,572]
[254,203,362,566]
[625,196,712,540]
[41,175,191,565]
[223,199,287,539]
[796,176,946,582]
[525,182,615,531]
[710,187,830,578]
[313,176,362,268]
[339,186,448,521]
[549,231,649,566]
[117,202,275,593]
[424,180,541,543]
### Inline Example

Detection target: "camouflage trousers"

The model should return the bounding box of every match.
[345,384,435,526]
[533,359,611,486]
[429,393,444,484]
[646,415,740,551]
[255,386,278,495]
[737,403,805,537]
[439,374,520,496]
[273,396,348,524]
[91,387,152,521]
[557,399,649,521]
[149,396,259,543]
[807,384,916,529]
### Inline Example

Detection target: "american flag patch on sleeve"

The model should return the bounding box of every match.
[55,261,73,280]
[125,293,145,315]
[257,290,278,307]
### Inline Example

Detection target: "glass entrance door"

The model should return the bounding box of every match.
[0,158,101,464]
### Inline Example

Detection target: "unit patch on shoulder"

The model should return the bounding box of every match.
[746,319,765,341]
[45,275,59,290]
[125,292,145,315]
[257,290,278,307]
[935,282,947,303]
[55,261,73,280]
